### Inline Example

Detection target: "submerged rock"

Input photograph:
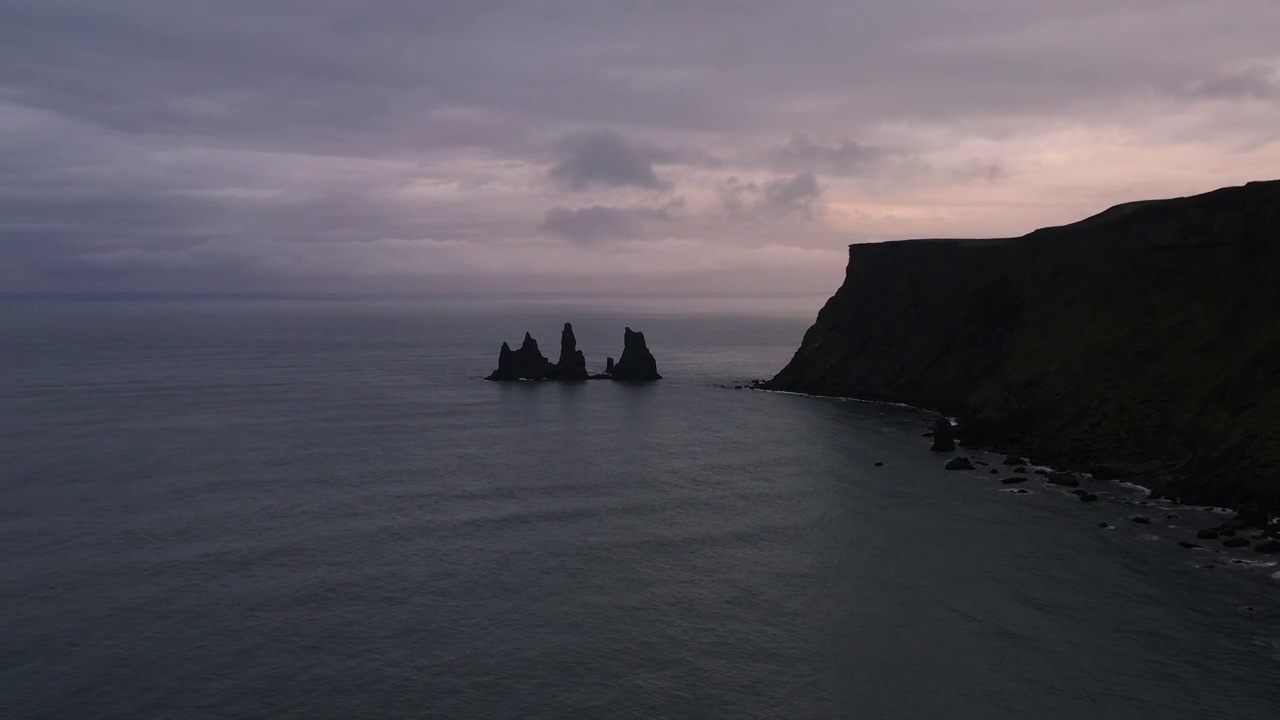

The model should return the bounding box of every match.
[1196,528,1220,540]
[1131,516,1152,525]
[1253,539,1280,554]
[930,416,956,452]
[1079,493,1099,503]
[610,327,662,380]
[945,457,975,471]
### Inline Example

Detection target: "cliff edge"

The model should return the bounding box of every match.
[765,179,1280,514]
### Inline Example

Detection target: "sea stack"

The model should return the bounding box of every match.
[555,323,589,380]
[610,327,662,380]
[484,331,557,381]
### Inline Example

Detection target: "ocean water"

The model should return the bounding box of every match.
[2,294,1278,719]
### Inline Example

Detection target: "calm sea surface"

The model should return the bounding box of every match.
[2,294,1278,719]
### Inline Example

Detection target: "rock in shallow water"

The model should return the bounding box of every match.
[930,416,956,452]
[1223,537,1251,548]
[1253,539,1280,554]
[945,457,975,470]
[1046,472,1081,488]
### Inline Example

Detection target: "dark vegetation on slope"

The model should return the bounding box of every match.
[766,180,1280,515]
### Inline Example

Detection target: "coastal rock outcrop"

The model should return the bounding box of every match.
[485,323,662,382]
[485,332,557,381]
[610,327,662,381]
[555,323,589,380]
[763,179,1280,515]
[930,417,956,452]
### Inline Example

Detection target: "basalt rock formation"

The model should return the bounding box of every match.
[764,179,1280,514]
[486,323,661,381]
[610,327,662,380]
[556,323,589,380]
[485,331,557,381]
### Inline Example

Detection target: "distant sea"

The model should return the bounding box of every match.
[2,293,1278,719]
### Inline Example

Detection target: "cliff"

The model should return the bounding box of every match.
[766,179,1280,514]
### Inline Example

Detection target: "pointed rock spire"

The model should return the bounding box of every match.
[485,330,557,380]
[556,322,589,380]
[610,327,662,380]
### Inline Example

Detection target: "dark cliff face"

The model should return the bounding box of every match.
[767,179,1280,511]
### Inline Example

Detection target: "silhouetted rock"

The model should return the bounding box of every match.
[1002,477,1029,485]
[605,357,615,374]
[1079,493,1099,502]
[1046,472,1080,488]
[1196,528,1220,540]
[945,457,975,470]
[610,327,662,381]
[874,462,885,467]
[485,332,558,381]
[1003,455,1026,466]
[1178,541,1201,549]
[1132,516,1152,525]
[930,417,955,452]
[990,469,1000,474]
[555,323,589,380]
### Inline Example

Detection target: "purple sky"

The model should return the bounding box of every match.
[3,1,1279,293]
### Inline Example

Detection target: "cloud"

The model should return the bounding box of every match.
[548,129,670,191]
[772,134,888,175]
[1,1,1279,292]
[721,173,824,219]
[1180,66,1280,101]
[538,198,683,243]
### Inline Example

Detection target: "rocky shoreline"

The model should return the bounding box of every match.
[762,179,1280,522]
[733,380,1280,557]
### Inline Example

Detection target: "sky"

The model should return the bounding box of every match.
[3,0,1279,294]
